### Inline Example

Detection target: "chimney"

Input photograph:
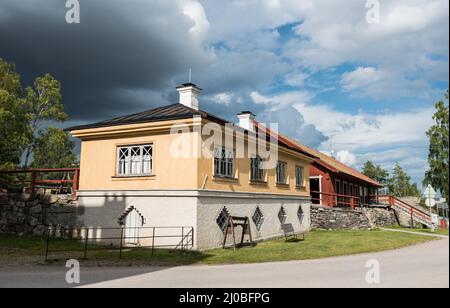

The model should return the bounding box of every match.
[237,111,256,132]
[176,83,202,110]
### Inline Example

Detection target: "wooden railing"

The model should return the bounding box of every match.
[0,168,80,197]
[370,195,432,227]
[311,191,361,209]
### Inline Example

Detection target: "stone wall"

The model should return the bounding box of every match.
[362,207,399,227]
[311,205,398,230]
[0,194,79,236]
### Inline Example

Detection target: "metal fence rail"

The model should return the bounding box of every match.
[44,225,194,261]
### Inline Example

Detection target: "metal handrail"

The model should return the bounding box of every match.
[175,227,194,252]
[44,225,194,261]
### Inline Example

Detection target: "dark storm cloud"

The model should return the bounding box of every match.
[0,0,328,147]
[0,0,210,121]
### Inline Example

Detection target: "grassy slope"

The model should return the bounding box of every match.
[197,230,436,265]
[0,229,437,267]
[384,225,449,236]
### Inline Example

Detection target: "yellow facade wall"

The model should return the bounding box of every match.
[196,128,311,197]
[78,131,199,191]
[73,118,312,196]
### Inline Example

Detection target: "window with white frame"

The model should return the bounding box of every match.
[276,161,287,184]
[214,147,234,178]
[117,145,153,176]
[295,166,304,187]
[250,156,265,182]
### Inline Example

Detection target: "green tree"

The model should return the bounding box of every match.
[388,163,420,198]
[0,58,31,170]
[362,160,389,185]
[424,91,449,202]
[32,128,77,169]
[1,58,74,172]
[23,74,67,167]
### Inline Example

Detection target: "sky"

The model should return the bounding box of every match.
[0,0,448,186]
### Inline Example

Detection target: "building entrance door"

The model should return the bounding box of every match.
[310,178,321,204]
[124,209,142,245]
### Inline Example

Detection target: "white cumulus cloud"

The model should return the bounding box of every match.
[341,67,385,92]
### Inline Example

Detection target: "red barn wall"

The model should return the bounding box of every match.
[310,162,379,207]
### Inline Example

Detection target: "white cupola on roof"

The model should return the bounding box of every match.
[237,111,256,132]
[176,83,202,110]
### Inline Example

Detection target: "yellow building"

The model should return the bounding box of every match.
[69,83,316,249]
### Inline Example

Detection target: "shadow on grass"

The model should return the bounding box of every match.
[45,246,216,267]
[222,242,259,251]
[284,238,305,243]
[0,234,214,267]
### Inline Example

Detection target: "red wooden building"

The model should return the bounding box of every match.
[254,122,382,208]
[301,147,382,207]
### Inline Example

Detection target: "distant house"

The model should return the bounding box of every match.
[68,83,317,249]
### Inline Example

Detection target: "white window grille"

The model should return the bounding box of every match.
[295,166,304,187]
[216,207,230,232]
[117,144,153,176]
[278,206,287,224]
[276,161,287,184]
[298,206,304,223]
[214,147,234,178]
[252,207,264,231]
[250,156,265,181]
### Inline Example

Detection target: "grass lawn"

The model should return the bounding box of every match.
[0,229,437,267]
[384,225,449,236]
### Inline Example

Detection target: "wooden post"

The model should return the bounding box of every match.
[29,171,36,195]
[350,197,355,209]
[247,219,253,246]
[231,219,237,251]
[388,196,393,207]
[72,169,79,198]
[240,219,246,245]
[222,216,231,249]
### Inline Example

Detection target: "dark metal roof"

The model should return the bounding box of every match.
[66,103,228,131]
[66,103,317,160]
